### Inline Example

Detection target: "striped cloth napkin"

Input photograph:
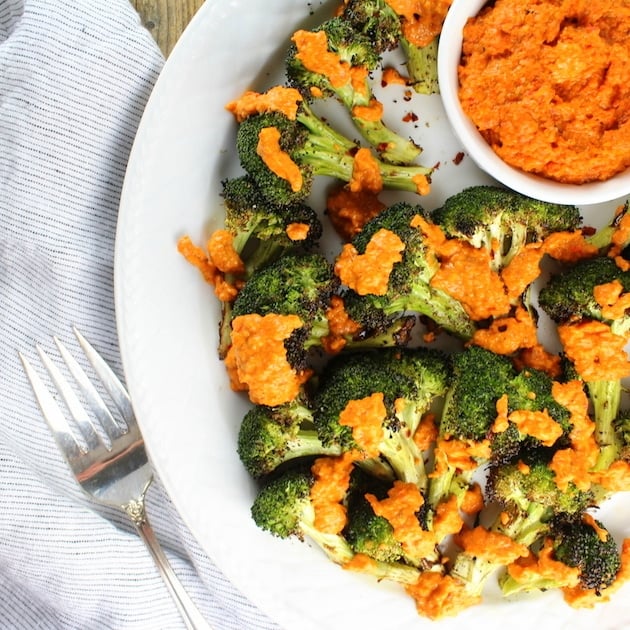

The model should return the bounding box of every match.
[0,1,278,628]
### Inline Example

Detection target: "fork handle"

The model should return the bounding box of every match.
[130,510,213,630]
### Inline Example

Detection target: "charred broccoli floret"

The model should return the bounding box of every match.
[341,0,442,94]
[217,175,323,355]
[449,450,595,599]
[313,348,449,490]
[231,252,338,371]
[538,255,630,470]
[344,468,435,569]
[251,464,421,583]
[287,17,421,164]
[237,400,340,478]
[221,175,322,273]
[500,515,622,596]
[431,185,582,271]
[342,202,475,339]
[427,346,514,508]
[236,102,432,206]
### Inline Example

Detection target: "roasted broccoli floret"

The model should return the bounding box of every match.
[344,468,436,569]
[341,0,442,94]
[231,252,338,370]
[340,288,417,347]
[237,400,341,478]
[538,256,630,331]
[236,102,432,206]
[287,17,421,164]
[251,464,354,563]
[251,465,420,583]
[221,175,322,270]
[538,255,630,470]
[500,515,622,596]
[427,346,514,508]
[491,366,573,465]
[431,185,582,271]
[343,202,475,339]
[313,348,448,490]
[340,0,401,54]
[217,175,323,355]
[449,450,595,599]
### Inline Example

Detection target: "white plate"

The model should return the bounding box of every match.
[114,1,630,629]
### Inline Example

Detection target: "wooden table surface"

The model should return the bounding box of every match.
[131,0,206,57]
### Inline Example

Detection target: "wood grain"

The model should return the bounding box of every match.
[131,0,206,57]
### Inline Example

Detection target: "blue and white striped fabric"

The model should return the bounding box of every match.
[0,1,278,628]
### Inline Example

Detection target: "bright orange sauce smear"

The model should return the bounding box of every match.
[326,185,386,241]
[292,29,351,89]
[310,452,357,534]
[366,481,437,559]
[228,313,311,406]
[508,409,564,448]
[256,127,303,192]
[405,571,482,620]
[338,393,387,459]
[385,0,453,47]
[225,86,303,122]
[349,147,384,194]
[507,538,581,588]
[321,295,362,354]
[455,525,529,565]
[207,229,245,274]
[335,228,405,296]
[557,320,630,382]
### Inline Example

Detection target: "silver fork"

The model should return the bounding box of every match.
[19,327,212,630]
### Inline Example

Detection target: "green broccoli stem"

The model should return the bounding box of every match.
[218,301,234,359]
[300,519,355,564]
[301,518,422,584]
[497,502,553,547]
[588,379,623,471]
[380,433,428,491]
[450,552,498,598]
[400,37,439,95]
[451,502,552,597]
[498,223,530,270]
[351,116,422,165]
[427,464,457,509]
[296,105,432,194]
[285,429,344,461]
[326,72,422,165]
[384,288,475,340]
[499,569,562,597]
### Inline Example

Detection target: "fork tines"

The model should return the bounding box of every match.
[19,328,133,455]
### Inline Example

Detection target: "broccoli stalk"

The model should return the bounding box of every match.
[251,465,421,583]
[287,17,422,164]
[343,202,476,339]
[399,36,439,95]
[236,101,432,206]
